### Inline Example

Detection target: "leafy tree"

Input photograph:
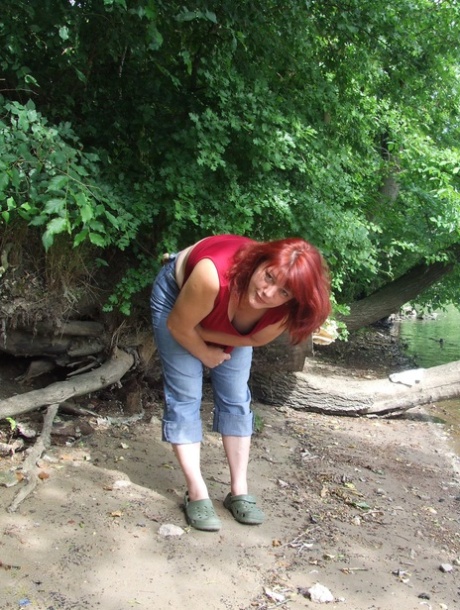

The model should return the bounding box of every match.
[1,0,460,319]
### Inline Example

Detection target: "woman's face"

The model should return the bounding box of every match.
[246,263,293,309]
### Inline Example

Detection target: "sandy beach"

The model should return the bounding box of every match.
[1,388,459,609]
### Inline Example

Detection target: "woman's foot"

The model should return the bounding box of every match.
[223,493,265,525]
[183,492,222,531]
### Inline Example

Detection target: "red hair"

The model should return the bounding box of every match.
[227,238,331,344]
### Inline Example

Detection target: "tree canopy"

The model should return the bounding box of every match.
[1,0,460,317]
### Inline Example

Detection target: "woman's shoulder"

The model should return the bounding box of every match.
[178,235,251,286]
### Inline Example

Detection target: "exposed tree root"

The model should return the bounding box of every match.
[1,347,135,511]
[8,403,59,513]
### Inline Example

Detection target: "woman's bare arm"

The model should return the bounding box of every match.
[167,259,231,368]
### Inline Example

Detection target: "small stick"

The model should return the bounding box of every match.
[8,403,59,513]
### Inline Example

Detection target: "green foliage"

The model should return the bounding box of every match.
[0,97,144,252]
[253,412,264,434]
[1,0,460,315]
[5,417,17,432]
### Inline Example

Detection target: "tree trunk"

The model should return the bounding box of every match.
[252,332,313,373]
[251,360,460,416]
[339,258,456,332]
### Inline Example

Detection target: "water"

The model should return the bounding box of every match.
[398,306,460,368]
[397,306,460,456]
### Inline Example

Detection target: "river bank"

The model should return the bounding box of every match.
[1,328,460,609]
[316,324,460,457]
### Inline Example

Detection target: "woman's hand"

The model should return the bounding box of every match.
[203,346,232,369]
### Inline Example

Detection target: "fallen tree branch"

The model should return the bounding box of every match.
[0,348,135,420]
[8,403,59,513]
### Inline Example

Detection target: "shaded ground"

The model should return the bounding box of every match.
[1,328,460,610]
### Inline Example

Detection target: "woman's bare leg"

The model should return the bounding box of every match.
[172,442,209,501]
[222,435,251,496]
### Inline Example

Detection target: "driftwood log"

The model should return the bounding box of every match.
[251,360,460,416]
[0,348,135,419]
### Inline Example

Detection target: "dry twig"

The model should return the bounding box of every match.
[8,403,59,513]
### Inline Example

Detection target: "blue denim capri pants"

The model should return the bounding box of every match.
[150,257,254,444]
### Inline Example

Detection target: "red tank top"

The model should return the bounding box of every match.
[184,235,287,347]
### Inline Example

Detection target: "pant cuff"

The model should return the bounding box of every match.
[162,419,202,444]
[212,410,254,437]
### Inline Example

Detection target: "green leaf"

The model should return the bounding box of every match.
[0,173,9,191]
[6,417,17,431]
[46,216,69,235]
[24,74,39,87]
[175,10,200,22]
[6,197,17,211]
[104,0,127,8]
[47,175,69,192]
[174,9,216,23]
[41,231,55,251]
[75,69,88,84]
[104,210,119,227]
[28,214,47,226]
[80,205,94,223]
[205,11,217,24]
[44,198,66,214]
[59,26,70,41]
[147,23,163,50]
[88,232,106,247]
[88,220,105,232]
[73,228,89,247]
[74,192,94,223]
[353,501,371,511]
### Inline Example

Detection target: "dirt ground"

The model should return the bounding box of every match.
[1,331,460,610]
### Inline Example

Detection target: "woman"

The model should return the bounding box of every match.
[150,234,331,531]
